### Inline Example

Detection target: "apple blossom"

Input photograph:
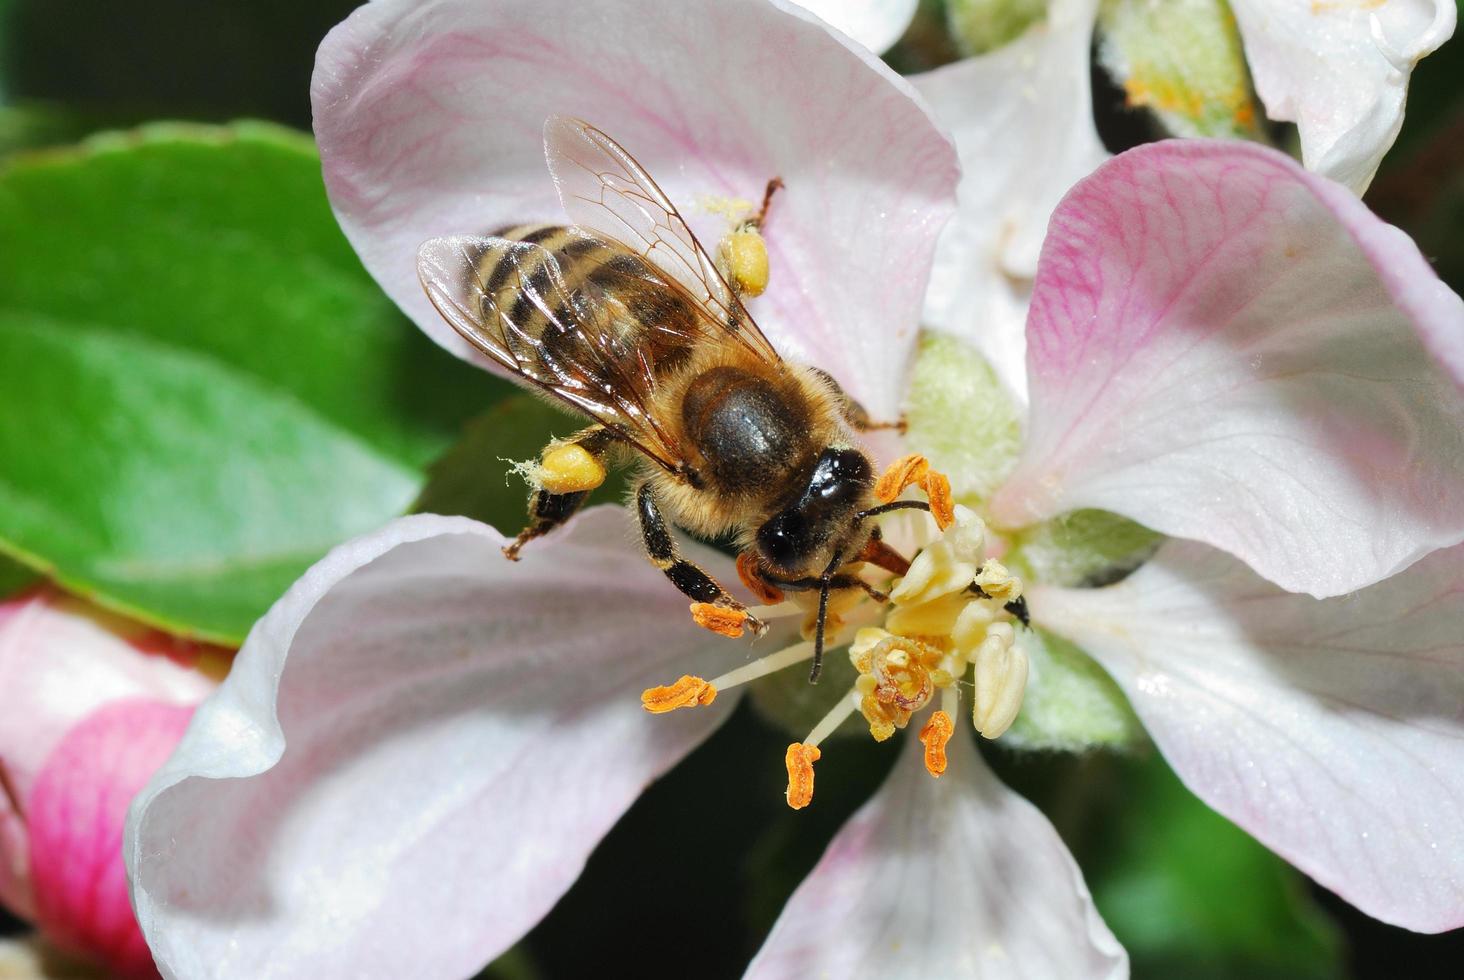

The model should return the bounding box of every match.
[0,589,219,978]
[124,0,1464,977]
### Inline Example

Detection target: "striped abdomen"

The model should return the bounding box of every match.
[480,223,701,383]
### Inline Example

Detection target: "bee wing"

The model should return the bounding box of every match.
[417,233,689,473]
[543,115,782,365]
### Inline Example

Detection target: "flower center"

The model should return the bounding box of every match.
[639,456,1029,809]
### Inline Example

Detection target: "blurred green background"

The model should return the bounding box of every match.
[1,1,1461,977]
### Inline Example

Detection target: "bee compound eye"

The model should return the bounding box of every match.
[829,448,871,486]
[757,511,808,570]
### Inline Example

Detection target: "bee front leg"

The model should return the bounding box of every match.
[635,482,767,639]
[504,425,614,561]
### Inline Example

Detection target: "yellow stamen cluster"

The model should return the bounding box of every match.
[852,506,1029,741]
[637,461,1031,811]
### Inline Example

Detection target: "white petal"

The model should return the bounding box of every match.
[313,0,959,419]
[793,0,918,53]
[1230,0,1457,193]
[914,0,1107,403]
[126,508,742,979]
[745,732,1126,979]
[1033,540,1464,932]
[989,140,1464,598]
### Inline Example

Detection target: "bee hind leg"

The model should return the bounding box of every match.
[635,482,767,639]
[503,425,614,561]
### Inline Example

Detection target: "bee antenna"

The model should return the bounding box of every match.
[808,551,843,684]
[855,500,931,521]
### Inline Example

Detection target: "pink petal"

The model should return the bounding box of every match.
[914,0,1107,403]
[29,699,190,979]
[312,0,959,419]
[1230,0,1456,194]
[0,592,213,921]
[745,732,1126,978]
[1032,539,1464,932]
[989,140,1464,598]
[126,509,743,979]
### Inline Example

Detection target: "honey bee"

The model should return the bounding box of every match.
[417,117,928,681]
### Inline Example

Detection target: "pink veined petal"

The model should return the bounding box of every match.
[1230,0,1456,194]
[793,0,918,53]
[125,508,744,980]
[744,732,1126,979]
[29,699,191,979]
[989,139,1464,598]
[1032,539,1464,933]
[312,0,959,419]
[0,591,212,921]
[914,0,1107,404]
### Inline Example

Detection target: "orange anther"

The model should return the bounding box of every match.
[784,743,821,810]
[874,453,930,504]
[921,470,955,530]
[920,710,954,777]
[641,675,718,714]
[736,552,784,604]
[690,602,748,638]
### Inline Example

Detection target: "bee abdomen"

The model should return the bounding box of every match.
[479,223,698,377]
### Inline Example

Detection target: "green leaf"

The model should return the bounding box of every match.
[0,553,37,599]
[0,313,419,642]
[0,123,507,641]
[413,395,628,532]
[1089,754,1343,979]
[0,123,505,468]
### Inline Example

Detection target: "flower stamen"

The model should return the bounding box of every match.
[919,710,954,776]
[640,675,718,714]
[784,743,820,810]
[689,602,753,638]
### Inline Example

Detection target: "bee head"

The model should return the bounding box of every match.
[755,446,874,576]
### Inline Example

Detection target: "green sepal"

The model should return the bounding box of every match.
[903,331,1022,504]
[946,0,1049,55]
[1097,0,1264,140]
[1004,626,1145,751]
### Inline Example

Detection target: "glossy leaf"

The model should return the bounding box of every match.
[0,124,507,641]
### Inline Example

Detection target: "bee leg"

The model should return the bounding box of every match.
[750,177,784,230]
[809,367,906,433]
[504,426,614,561]
[635,482,767,639]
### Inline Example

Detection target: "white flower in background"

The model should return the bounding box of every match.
[122,0,1464,978]
[1229,0,1456,193]
[794,0,918,52]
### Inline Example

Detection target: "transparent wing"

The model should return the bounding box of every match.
[417,233,688,472]
[542,115,781,365]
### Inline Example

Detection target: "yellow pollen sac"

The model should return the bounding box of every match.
[784,743,821,810]
[975,560,1023,604]
[874,453,930,503]
[718,228,771,297]
[972,625,1028,739]
[859,694,902,742]
[920,710,954,777]
[873,453,955,528]
[924,470,955,530]
[641,675,718,713]
[690,602,750,638]
[538,442,606,495]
